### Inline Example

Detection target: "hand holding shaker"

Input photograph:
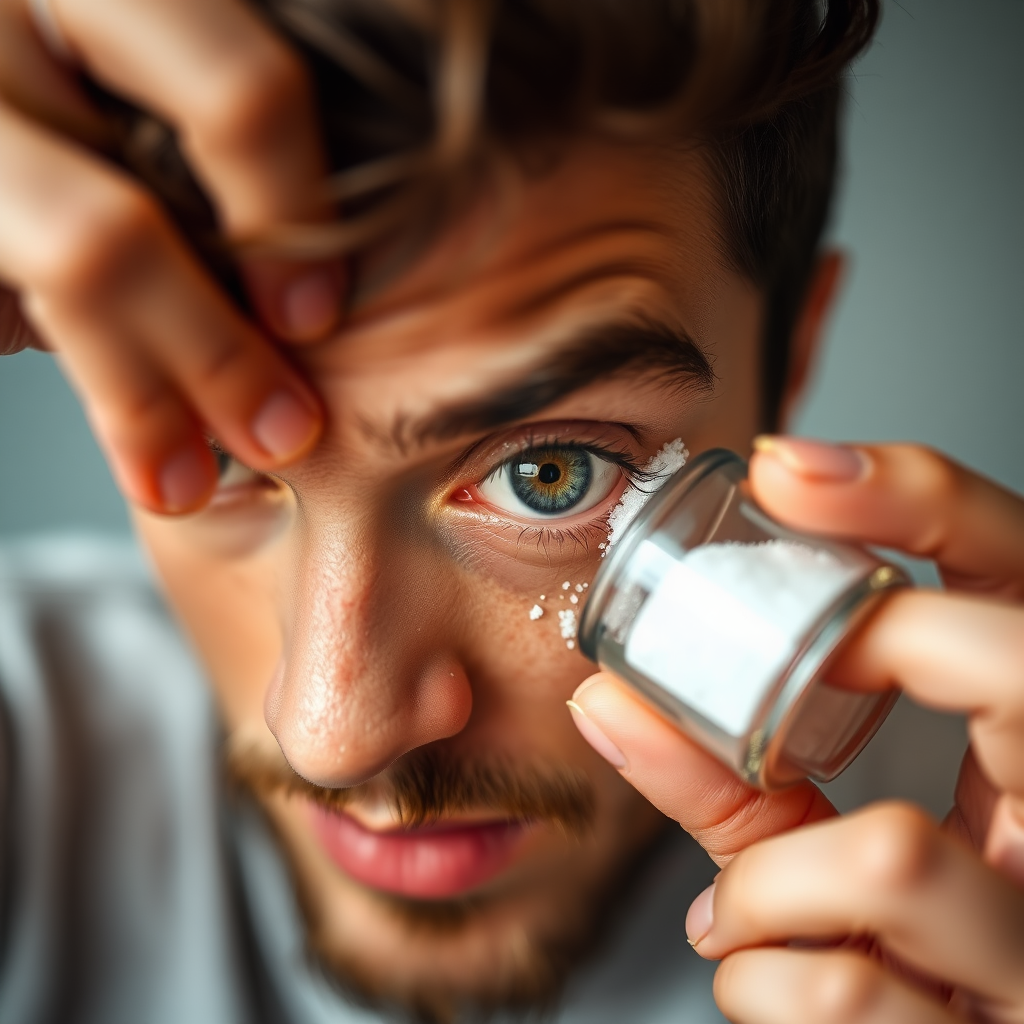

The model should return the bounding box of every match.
[578,448,908,790]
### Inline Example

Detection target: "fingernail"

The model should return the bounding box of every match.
[159,447,214,513]
[753,436,869,482]
[685,882,716,949]
[566,700,627,769]
[252,390,319,459]
[282,268,340,339]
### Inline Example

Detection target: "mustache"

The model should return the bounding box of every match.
[224,732,596,837]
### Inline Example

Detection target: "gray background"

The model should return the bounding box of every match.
[0,0,1021,813]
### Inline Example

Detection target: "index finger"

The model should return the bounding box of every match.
[51,0,343,338]
[750,440,1024,598]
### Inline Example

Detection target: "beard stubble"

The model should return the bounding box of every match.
[224,731,667,1023]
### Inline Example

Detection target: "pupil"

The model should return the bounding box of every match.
[538,463,561,485]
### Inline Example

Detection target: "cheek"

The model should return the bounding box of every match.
[133,514,282,728]
[456,575,665,856]
[453,569,598,752]
[440,511,605,597]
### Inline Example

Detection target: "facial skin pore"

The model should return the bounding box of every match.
[133,139,774,1015]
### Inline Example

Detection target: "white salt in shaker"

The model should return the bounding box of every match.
[578,448,908,790]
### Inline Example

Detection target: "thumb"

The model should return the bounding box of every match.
[568,671,837,865]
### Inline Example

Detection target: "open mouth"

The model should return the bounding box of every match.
[307,804,531,899]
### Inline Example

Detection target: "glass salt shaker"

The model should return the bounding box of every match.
[578,448,908,789]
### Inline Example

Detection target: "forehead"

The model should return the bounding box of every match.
[295,140,741,437]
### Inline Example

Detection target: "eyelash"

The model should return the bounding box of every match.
[206,438,233,473]
[480,434,650,486]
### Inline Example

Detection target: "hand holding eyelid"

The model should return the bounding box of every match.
[0,0,334,513]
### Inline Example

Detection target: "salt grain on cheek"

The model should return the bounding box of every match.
[557,608,578,650]
[529,604,544,620]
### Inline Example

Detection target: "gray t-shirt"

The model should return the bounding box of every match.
[0,537,725,1024]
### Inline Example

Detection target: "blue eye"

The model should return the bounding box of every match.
[477,446,621,521]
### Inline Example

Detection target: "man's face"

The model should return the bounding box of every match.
[134,139,765,1014]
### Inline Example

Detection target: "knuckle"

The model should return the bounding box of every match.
[912,445,963,502]
[186,334,252,390]
[892,444,966,548]
[94,378,179,438]
[194,44,311,150]
[36,187,162,299]
[856,802,939,892]
[115,382,177,429]
[807,954,883,1023]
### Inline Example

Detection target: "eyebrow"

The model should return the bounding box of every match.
[373,320,716,455]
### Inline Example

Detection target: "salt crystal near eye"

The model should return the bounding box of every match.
[606,438,689,548]
[578,448,907,790]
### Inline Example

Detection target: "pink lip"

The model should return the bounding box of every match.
[307,806,528,899]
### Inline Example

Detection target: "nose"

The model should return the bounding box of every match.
[264,522,473,788]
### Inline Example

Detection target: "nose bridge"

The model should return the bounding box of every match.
[266,510,472,788]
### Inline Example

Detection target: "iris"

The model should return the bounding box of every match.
[510,447,592,514]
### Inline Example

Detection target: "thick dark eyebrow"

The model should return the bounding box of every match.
[374,321,716,455]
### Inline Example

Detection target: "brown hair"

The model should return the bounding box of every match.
[123,0,879,426]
